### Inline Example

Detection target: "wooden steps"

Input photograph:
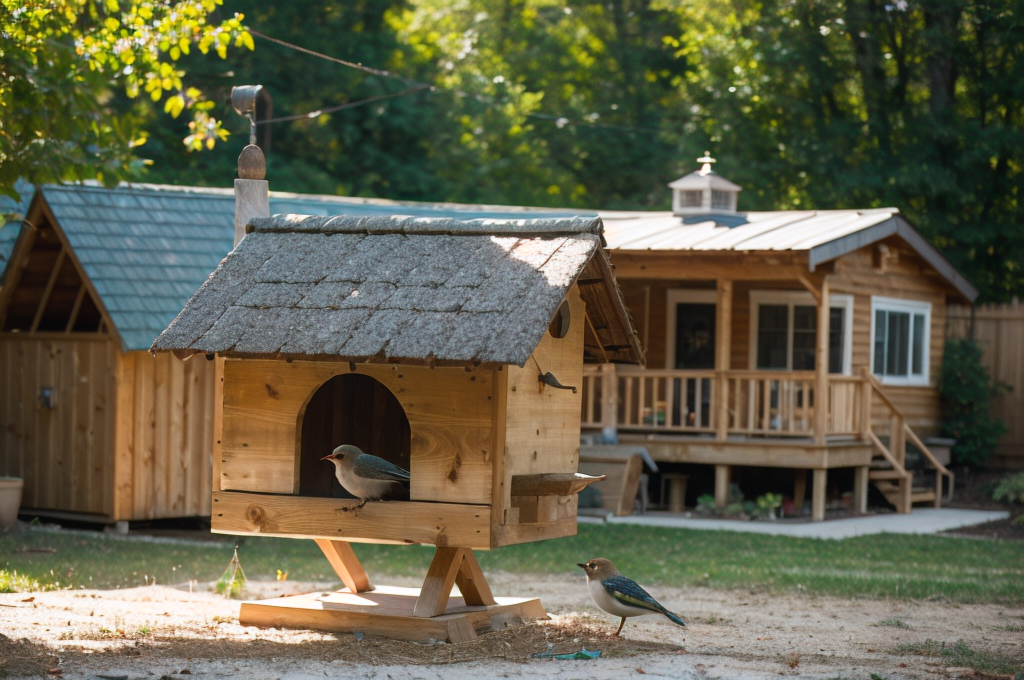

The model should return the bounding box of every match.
[871,479,937,510]
[868,469,906,481]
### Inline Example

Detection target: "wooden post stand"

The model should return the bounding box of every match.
[238,541,545,643]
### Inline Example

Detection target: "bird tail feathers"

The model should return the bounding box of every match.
[662,608,686,627]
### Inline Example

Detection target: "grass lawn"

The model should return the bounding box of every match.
[2,524,1022,605]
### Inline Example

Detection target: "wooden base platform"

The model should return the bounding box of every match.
[239,585,546,643]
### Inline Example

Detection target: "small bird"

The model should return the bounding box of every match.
[320,444,411,509]
[578,557,686,636]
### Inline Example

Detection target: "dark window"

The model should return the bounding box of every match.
[711,190,732,210]
[674,303,716,369]
[792,305,817,370]
[678,190,702,207]
[828,307,845,374]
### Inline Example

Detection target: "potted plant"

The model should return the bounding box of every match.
[0,476,23,531]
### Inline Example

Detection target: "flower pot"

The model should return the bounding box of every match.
[0,477,23,531]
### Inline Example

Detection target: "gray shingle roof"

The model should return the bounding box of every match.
[152,214,618,366]
[37,183,592,351]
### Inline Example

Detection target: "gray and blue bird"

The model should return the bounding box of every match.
[578,557,686,636]
[320,444,410,508]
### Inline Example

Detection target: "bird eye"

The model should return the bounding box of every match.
[587,562,595,570]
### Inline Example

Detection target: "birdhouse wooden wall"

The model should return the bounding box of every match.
[210,286,586,549]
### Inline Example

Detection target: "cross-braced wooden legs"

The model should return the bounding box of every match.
[412,547,496,618]
[314,539,374,593]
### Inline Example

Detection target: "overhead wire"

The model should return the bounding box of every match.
[247,28,667,136]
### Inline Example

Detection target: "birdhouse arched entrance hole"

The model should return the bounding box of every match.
[298,373,411,498]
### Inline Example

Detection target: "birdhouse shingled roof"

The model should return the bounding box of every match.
[152,214,642,366]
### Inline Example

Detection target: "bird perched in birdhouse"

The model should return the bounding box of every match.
[320,445,411,508]
[578,557,686,636]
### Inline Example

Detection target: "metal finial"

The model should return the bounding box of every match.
[697,151,716,175]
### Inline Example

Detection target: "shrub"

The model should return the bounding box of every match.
[992,472,1024,525]
[940,339,1008,467]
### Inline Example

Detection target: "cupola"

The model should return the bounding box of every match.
[668,152,742,215]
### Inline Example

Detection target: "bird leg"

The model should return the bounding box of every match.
[342,498,369,512]
[614,616,626,637]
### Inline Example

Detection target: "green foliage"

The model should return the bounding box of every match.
[0,569,41,593]
[755,493,783,519]
[9,0,1024,301]
[993,472,1024,505]
[214,545,245,598]
[874,617,910,629]
[992,472,1024,524]
[940,339,1008,467]
[895,639,1022,675]
[0,0,252,198]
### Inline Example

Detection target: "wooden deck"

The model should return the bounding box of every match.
[618,434,873,469]
[582,365,953,520]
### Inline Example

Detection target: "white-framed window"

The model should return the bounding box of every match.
[748,290,854,374]
[871,296,931,386]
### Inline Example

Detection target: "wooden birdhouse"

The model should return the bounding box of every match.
[152,207,642,641]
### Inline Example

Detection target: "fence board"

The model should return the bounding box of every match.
[947,300,1024,466]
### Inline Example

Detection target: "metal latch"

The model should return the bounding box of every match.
[539,372,577,393]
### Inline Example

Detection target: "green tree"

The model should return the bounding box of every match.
[138,0,446,200]
[940,338,1008,467]
[0,0,252,198]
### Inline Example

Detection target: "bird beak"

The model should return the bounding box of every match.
[319,454,334,461]
[576,563,587,569]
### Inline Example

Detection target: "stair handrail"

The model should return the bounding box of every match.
[866,430,908,476]
[903,423,955,504]
[864,370,955,505]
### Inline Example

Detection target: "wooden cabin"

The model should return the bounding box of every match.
[151,209,640,639]
[580,155,979,519]
[0,183,590,525]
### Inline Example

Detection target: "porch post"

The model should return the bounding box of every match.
[813,278,830,446]
[715,279,733,441]
[715,464,731,510]
[605,363,619,435]
[853,465,869,514]
[811,468,827,521]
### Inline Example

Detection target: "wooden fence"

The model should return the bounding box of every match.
[947,299,1024,468]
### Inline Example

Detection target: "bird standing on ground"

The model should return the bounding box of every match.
[320,444,410,509]
[578,557,686,636]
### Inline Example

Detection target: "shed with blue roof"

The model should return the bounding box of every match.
[0,182,596,524]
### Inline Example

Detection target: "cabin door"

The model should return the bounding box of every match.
[666,290,717,427]
[673,303,716,370]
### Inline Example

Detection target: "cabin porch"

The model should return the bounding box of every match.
[580,364,954,521]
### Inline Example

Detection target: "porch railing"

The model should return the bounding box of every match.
[581,365,868,438]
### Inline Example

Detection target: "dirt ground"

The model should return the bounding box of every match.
[2,569,1023,680]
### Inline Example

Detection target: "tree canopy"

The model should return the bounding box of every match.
[5,0,1024,302]
[0,0,251,197]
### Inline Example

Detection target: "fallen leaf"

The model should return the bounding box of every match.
[21,597,35,603]
[636,669,646,675]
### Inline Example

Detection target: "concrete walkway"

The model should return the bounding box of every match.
[579,508,1009,539]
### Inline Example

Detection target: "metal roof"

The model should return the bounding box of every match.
[599,208,978,301]
[152,214,642,366]
[26,183,976,353]
[37,183,592,351]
